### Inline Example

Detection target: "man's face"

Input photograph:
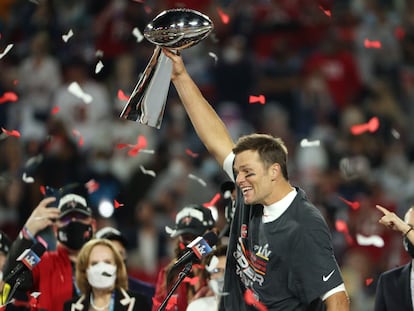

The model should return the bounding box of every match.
[234,150,275,205]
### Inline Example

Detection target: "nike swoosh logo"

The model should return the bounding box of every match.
[322,269,335,282]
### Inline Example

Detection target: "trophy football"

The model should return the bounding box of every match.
[120,9,214,129]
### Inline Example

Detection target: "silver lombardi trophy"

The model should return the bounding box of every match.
[119,9,214,129]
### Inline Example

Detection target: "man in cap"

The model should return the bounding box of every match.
[3,185,96,311]
[152,204,216,311]
[95,226,155,307]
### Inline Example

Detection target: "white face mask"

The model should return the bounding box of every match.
[208,276,227,296]
[86,262,117,289]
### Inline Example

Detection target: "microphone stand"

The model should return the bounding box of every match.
[157,262,193,311]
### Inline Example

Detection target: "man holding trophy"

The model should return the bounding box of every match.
[121,8,350,311]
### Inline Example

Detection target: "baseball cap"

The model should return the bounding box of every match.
[95,227,128,248]
[0,231,11,255]
[58,193,92,219]
[166,204,215,238]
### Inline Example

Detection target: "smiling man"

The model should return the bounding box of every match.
[163,49,349,311]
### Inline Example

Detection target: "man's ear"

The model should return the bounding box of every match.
[270,163,280,180]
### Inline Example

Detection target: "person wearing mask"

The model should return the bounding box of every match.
[2,185,96,311]
[375,204,414,310]
[63,238,150,311]
[95,226,155,307]
[152,204,216,311]
[186,245,227,311]
[162,49,349,310]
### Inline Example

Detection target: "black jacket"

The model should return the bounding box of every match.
[63,288,151,311]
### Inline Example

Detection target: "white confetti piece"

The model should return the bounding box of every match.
[188,173,207,187]
[22,172,35,183]
[208,52,218,64]
[140,149,155,154]
[391,128,400,139]
[62,29,74,42]
[140,165,156,177]
[300,138,320,148]
[356,233,384,248]
[206,255,219,273]
[95,60,104,74]
[132,27,144,42]
[0,44,13,60]
[68,82,93,104]
[95,50,104,58]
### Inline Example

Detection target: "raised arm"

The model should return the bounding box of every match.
[163,49,235,166]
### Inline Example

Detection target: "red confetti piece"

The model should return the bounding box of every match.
[364,39,382,49]
[114,199,124,209]
[203,193,221,208]
[51,106,60,115]
[395,27,405,40]
[1,127,20,137]
[350,117,379,135]
[183,276,199,286]
[72,129,84,146]
[335,220,353,245]
[117,89,130,101]
[217,7,230,24]
[249,95,266,105]
[338,196,360,210]
[0,92,18,104]
[116,143,132,149]
[185,148,199,158]
[127,135,148,157]
[85,179,99,193]
[244,289,267,311]
[40,185,46,196]
[365,278,374,286]
[319,6,331,17]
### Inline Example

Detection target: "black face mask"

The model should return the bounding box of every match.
[57,221,93,250]
[403,236,414,258]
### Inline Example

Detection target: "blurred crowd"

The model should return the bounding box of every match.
[1,0,414,310]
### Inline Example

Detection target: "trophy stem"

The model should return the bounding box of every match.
[120,46,172,129]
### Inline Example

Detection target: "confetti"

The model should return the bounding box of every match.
[364,39,381,49]
[62,29,74,42]
[72,129,84,146]
[183,276,199,286]
[95,50,104,58]
[249,95,266,105]
[1,127,20,137]
[365,278,374,286]
[40,185,46,196]
[0,92,18,104]
[185,148,199,158]
[51,106,59,115]
[208,52,218,64]
[114,199,124,209]
[132,27,144,42]
[140,165,156,177]
[319,6,331,17]
[338,196,360,210]
[68,82,93,104]
[188,174,207,187]
[391,128,400,139]
[128,135,148,156]
[0,44,13,60]
[22,172,35,183]
[203,193,221,208]
[300,138,320,148]
[217,7,230,24]
[244,289,267,311]
[85,179,99,193]
[335,220,353,245]
[95,60,104,74]
[117,89,130,101]
[356,234,384,248]
[350,117,379,135]
[140,149,155,154]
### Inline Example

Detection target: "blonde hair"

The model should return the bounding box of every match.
[76,238,128,294]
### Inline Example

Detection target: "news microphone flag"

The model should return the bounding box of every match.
[17,248,41,270]
[188,236,212,260]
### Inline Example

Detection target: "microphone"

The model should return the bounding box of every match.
[173,231,218,269]
[3,242,46,284]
